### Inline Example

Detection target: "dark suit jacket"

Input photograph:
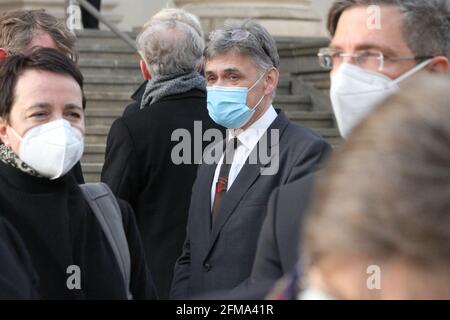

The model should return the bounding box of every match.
[170,110,331,299]
[122,80,147,117]
[250,172,318,282]
[101,88,224,299]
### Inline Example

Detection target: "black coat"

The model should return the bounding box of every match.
[0,217,39,299]
[250,172,318,282]
[0,160,156,299]
[101,87,225,299]
[171,111,331,299]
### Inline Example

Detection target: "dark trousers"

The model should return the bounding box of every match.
[81,0,101,29]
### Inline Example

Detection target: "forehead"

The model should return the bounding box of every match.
[331,5,412,55]
[14,69,82,101]
[205,51,258,73]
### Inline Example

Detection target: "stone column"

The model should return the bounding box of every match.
[0,0,121,26]
[174,0,323,37]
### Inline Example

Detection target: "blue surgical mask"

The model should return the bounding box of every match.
[207,72,266,129]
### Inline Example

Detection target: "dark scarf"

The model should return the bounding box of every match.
[0,143,42,178]
[140,70,206,109]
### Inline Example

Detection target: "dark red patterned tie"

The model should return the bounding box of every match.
[211,138,238,225]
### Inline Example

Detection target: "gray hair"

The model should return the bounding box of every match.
[205,20,280,74]
[148,8,203,39]
[327,0,450,59]
[136,19,205,77]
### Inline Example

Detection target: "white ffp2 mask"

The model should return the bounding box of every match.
[330,60,432,138]
[10,119,84,180]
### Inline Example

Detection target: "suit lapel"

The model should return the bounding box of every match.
[207,111,290,254]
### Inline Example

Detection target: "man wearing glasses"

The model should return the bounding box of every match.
[248,0,450,299]
[319,0,449,138]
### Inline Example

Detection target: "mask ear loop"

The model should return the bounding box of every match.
[248,71,267,91]
[8,126,24,142]
[392,59,433,85]
[248,71,268,111]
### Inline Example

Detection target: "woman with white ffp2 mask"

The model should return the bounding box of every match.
[0,49,156,299]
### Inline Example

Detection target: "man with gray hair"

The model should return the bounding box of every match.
[101,9,223,299]
[171,21,331,298]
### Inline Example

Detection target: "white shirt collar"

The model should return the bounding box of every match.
[228,105,277,150]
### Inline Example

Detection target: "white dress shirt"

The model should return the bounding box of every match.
[211,106,278,207]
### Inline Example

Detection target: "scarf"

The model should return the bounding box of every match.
[0,143,42,177]
[140,70,206,109]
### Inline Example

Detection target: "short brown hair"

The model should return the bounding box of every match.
[304,74,450,272]
[0,48,85,121]
[0,9,77,62]
[327,0,450,58]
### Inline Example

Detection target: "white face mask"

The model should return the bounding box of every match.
[10,119,84,180]
[297,286,336,300]
[330,60,432,138]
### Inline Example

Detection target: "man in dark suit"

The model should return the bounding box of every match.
[250,173,317,284]
[101,10,223,299]
[170,21,331,299]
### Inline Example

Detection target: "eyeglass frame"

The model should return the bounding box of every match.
[317,47,434,72]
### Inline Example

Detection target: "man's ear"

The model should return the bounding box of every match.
[263,67,280,96]
[0,48,8,62]
[140,60,151,80]
[0,117,10,147]
[428,56,449,74]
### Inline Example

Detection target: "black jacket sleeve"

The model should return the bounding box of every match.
[170,225,191,299]
[101,118,140,208]
[0,218,39,299]
[250,187,284,282]
[118,199,157,299]
[287,138,331,183]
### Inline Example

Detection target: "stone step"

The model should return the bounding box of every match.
[81,163,103,183]
[84,122,340,146]
[82,144,107,163]
[85,106,335,127]
[82,75,294,95]
[81,127,341,183]
[76,44,140,60]
[75,30,139,47]
[84,92,313,111]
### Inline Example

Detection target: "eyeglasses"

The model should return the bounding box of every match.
[317,47,434,72]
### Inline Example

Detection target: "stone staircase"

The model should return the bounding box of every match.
[77,30,339,182]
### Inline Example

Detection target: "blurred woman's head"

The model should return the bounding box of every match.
[302,74,450,299]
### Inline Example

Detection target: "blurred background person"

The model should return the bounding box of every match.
[273,74,450,300]
[101,8,223,299]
